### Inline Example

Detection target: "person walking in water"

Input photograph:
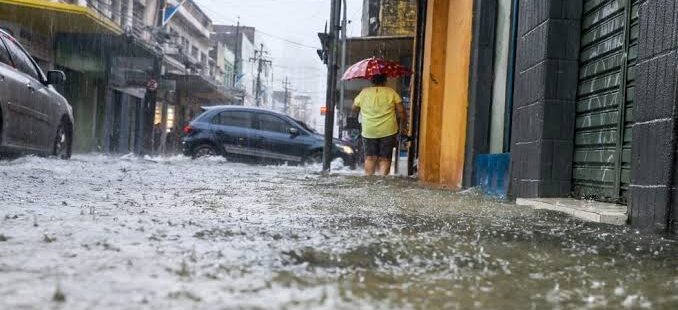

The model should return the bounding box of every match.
[352,74,406,176]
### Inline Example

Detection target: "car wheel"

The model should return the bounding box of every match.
[303,151,323,165]
[192,144,217,158]
[53,122,71,160]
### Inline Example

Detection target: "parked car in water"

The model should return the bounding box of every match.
[0,29,72,159]
[182,106,356,168]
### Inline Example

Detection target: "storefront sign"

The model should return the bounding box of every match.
[110,56,155,88]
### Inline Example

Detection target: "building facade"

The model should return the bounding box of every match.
[0,0,160,154]
[212,24,272,107]
[411,0,677,233]
[0,0,233,155]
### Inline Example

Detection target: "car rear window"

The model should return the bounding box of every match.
[212,111,253,129]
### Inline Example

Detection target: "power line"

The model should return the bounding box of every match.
[195,0,319,50]
[255,30,319,50]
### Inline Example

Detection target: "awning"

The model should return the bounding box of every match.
[55,33,158,76]
[0,0,123,35]
[168,73,236,104]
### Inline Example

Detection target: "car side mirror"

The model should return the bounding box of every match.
[47,70,66,85]
[288,127,300,137]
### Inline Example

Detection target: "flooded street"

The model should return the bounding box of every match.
[0,155,676,309]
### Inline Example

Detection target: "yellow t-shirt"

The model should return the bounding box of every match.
[354,86,402,139]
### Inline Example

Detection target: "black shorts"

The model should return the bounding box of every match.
[363,134,397,159]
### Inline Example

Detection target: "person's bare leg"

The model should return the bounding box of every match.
[378,158,392,176]
[364,156,378,176]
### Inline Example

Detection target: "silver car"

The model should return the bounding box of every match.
[0,29,73,159]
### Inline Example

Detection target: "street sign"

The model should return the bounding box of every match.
[317,32,330,64]
[159,79,176,92]
[146,79,158,92]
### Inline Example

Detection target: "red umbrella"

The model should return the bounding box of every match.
[341,57,412,81]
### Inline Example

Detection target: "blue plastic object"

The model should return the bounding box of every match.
[474,153,510,199]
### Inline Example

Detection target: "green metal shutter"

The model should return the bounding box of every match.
[573,0,638,203]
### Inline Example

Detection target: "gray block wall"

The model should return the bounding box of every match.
[509,0,582,198]
[631,0,678,233]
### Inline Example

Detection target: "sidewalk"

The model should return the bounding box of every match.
[517,198,628,226]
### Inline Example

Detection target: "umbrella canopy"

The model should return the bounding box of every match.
[341,57,412,81]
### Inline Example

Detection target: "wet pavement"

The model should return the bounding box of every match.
[0,155,676,309]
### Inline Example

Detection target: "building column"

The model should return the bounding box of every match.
[124,0,134,30]
[509,0,582,198]
[119,94,130,153]
[418,0,474,188]
[112,0,122,25]
[103,89,115,153]
[630,0,678,233]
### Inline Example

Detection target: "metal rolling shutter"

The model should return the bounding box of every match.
[573,0,638,202]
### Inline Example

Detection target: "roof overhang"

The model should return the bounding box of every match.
[0,0,123,36]
[167,73,236,103]
[346,35,414,64]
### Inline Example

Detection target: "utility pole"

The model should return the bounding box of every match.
[338,0,348,140]
[232,18,240,89]
[250,43,271,107]
[322,0,342,172]
[282,77,292,114]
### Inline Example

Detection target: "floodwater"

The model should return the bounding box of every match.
[0,155,676,309]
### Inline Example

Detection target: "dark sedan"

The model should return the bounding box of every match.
[0,29,72,159]
[182,106,356,168]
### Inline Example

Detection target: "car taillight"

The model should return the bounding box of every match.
[183,125,193,135]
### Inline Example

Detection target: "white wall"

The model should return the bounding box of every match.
[165,0,212,73]
[239,33,256,106]
[489,0,512,154]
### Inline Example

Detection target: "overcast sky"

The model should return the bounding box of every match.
[194,0,363,126]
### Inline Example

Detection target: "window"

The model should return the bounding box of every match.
[212,111,253,128]
[3,36,39,80]
[191,45,199,58]
[258,113,291,134]
[0,37,12,67]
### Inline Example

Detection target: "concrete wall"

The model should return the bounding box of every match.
[362,0,417,36]
[509,0,582,198]
[630,0,678,233]
[380,0,418,36]
[239,34,256,106]
[64,70,103,152]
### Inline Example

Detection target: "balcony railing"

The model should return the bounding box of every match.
[81,0,147,39]
[132,10,145,38]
